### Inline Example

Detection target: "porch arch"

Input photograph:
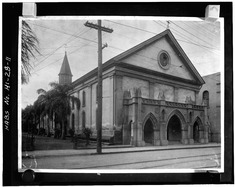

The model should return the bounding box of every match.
[166,109,186,127]
[192,116,204,130]
[142,113,159,145]
[192,116,204,143]
[166,109,187,144]
[142,112,159,131]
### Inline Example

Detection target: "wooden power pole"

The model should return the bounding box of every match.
[85,20,113,154]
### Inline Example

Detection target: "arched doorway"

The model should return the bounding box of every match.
[167,115,182,143]
[193,121,200,143]
[144,119,154,145]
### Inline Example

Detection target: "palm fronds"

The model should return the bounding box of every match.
[21,20,41,84]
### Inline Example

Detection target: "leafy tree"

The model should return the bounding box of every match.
[22,104,37,149]
[22,105,35,133]
[21,20,40,84]
[37,82,80,139]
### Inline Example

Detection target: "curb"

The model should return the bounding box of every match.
[22,144,221,159]
[91,144,221,155]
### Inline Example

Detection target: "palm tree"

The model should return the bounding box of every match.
[33,95,47,134]
[48,82,80,139]
[36,88,54,137]
[21,20,40,84]
[37,82,80,139]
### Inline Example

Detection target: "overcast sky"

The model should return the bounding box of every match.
[21,17,222,109]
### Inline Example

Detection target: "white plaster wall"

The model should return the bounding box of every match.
[153,83,174,101]
[122,76,149,98]
[122,37,194,81]
[76,77,114,136]
[178,88,195,103]
[91,83,97,131]
[102,77,112,131]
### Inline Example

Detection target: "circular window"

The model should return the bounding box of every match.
[158,51,171,70]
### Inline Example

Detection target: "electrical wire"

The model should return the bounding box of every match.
[159,21,219,51]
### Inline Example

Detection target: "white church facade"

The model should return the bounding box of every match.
[57,29,211,146]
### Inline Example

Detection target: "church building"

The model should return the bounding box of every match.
[59,29,210,146]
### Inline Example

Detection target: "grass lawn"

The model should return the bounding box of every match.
[22,133,99,151]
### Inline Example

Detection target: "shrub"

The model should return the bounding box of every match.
[38,128,46,136]
[73,134,81,149]
[54,128,61,139]
[68,128,75,137]
[82,127,92,146]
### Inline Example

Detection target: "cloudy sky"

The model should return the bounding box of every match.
[20,17,222,109]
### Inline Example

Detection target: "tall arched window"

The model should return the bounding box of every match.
[82,111,86,128]
[82,90,86,107]
[203,91,209,107]
[71,99,74,110]
[72,113,75,130]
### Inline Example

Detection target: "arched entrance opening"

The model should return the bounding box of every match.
[193,121,200,143]
[144,119,154,145]
[167,115,182,144]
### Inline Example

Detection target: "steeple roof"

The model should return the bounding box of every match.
[58,52,72,76]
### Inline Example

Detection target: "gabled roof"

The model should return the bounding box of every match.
[59,52,73,76]
[72,29,204,87]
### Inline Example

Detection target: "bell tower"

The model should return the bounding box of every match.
[58,52,73,85]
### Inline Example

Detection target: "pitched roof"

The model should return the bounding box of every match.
[72,29,204,87]
[58,52,73,76]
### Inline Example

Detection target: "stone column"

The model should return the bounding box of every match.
[188,124,194,144]
[159,100,168,146]
[136,88,145,146]
[199,105,209,144]
[181,126,189,144]
[187,106,194,144]
[199,127,205,143]
[122,90,131,145]
[132,88,145,147]
[131,94,138,146]
[160,122,168,146]
[204,124,209,144]
[153,129,160,146]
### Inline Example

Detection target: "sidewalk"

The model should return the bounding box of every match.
[22,143,221,159]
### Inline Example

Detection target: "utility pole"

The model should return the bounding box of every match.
[85,20,113,154]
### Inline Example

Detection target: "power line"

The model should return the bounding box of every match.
[105,20,156,35]
[29,22,93,67]
[181,21,215,41]
[169,21,218,48]
[32,40,97,74]
[29,22,98,44]
[157,21,220,54]
[107,19,219,53]
[160,21,219,51]
[192,21,219,36]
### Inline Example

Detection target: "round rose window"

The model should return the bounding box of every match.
[158,51,171,69]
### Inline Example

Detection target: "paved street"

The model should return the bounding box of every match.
[22,146,221,170]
